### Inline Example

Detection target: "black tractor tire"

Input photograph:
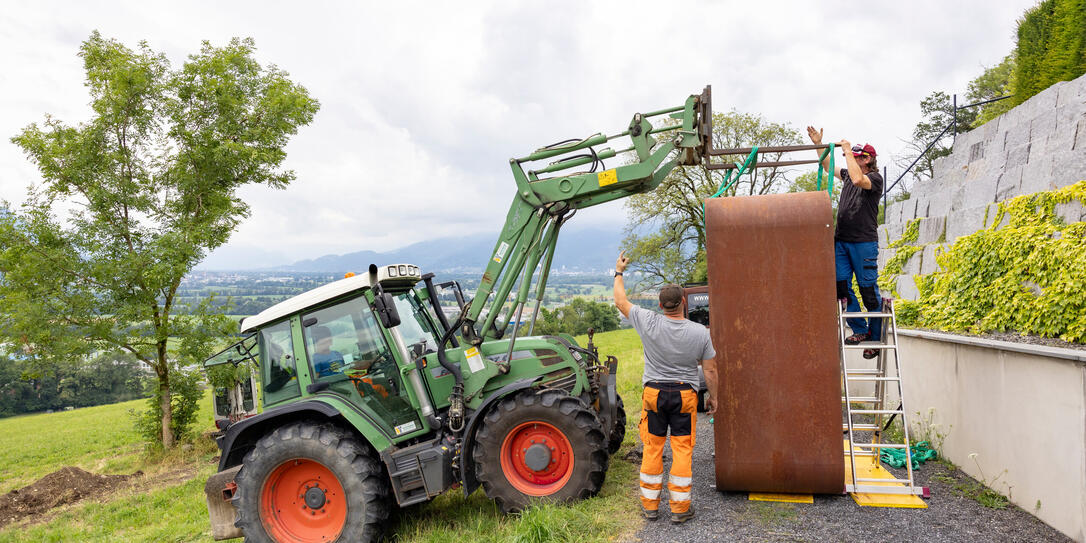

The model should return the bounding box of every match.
[233,421,389,543]
[473,390,609,513]
[607,396,627,455]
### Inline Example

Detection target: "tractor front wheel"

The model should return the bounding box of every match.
[233,422,389,543]
[473,391,609,513]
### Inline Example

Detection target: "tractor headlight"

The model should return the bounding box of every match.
[388,266,398,277]
[398,265,407,276]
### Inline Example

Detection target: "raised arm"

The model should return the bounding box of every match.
[838,139,872,190]
[807,126,832,171]
[612,252,633,318]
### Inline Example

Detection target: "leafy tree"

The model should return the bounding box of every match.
[0,350,148,417]
[968,55,1016,128]
[621,111,802,286]
[536,298,620,336]
[0,33,319,447]
[896,91,979,188]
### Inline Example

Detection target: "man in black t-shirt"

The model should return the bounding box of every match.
[808,127,884,359]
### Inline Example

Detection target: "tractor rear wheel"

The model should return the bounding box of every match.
[473,391,609,513]
[233,422,389,543]
[607,396,626,455]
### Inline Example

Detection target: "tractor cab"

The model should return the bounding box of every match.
[234,264,440,439]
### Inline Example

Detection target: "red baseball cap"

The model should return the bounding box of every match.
[851,144,877,157]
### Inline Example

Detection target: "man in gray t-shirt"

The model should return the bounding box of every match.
[613,252,717,524]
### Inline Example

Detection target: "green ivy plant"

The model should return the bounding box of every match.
[892,181,1086,342]
[878,245,923,293]
[890,218,921,248]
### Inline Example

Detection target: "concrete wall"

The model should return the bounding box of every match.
[879,73,1086,299]
[897,330,1086,542]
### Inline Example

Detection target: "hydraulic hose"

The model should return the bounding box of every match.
[437,311,467,432]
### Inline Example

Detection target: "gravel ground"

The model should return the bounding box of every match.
[629,413,1070,542]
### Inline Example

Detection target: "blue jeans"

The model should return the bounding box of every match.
[835,241,882,341]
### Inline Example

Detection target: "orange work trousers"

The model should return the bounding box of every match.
[638,383,697,513]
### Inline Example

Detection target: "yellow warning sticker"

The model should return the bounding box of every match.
[597,169,618,187]
[493,241,510,263]
[464,347,485,374]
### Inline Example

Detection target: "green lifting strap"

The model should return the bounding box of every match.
[880,441,938,469]
[816,143,836,195]
[700,146,759,225]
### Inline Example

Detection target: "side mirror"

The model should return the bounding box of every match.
[373,292,401,328]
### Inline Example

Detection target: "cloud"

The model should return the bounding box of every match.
[0,0,1038,267]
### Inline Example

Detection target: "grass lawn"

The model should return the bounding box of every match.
[0,328,647,542]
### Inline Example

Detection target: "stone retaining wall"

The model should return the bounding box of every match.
[879,74,1086,299]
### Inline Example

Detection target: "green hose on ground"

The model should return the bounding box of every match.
[881,441,938,469]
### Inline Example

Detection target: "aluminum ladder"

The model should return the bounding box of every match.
[839,298,926,496]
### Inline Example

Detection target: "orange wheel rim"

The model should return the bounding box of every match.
[260,459,347,542]
[499,421,575,496]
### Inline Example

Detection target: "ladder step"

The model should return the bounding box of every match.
[853,443,908,449]
[843,344,896,350]
[846,376,900,382]
[845,451,878,457]
[844,423,881,431]
[856,477,913,484]
[841,312,896,318]
[844,369,883,375]
[850,409,904,415]
[842,397,879,403]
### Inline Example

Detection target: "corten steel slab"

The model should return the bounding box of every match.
[705,191,843,494]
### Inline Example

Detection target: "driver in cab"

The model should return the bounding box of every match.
[310,326,345,377]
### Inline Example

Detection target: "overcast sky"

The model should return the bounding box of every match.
[0,1,1035,269]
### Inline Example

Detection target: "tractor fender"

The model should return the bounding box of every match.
[216,399,386,472]
[460,377,540,496]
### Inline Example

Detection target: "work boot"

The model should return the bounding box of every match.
[671,505,695,524]
[641,506,659,521]
[862,348,878,359]
[844,332,869,345]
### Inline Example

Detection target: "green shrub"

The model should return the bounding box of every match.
[1012,0,1086,107]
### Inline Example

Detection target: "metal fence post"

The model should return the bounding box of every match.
[952,93,958,141]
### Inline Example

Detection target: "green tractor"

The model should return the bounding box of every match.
[203,87,717,542]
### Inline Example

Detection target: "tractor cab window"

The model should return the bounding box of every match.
[260,321,300,405]
[241,376,255,412]
[302,295,422,437]
[392,293,440,355]
[213,387,232,418]
[302,297,394,379]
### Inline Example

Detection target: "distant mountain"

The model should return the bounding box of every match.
[272,227,624,273]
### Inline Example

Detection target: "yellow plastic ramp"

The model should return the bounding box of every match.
[748,493,814,504]
[844,440,927,508]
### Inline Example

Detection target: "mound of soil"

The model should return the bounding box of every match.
[0,466,140,528]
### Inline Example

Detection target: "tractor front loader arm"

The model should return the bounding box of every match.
[464,89,711,343]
